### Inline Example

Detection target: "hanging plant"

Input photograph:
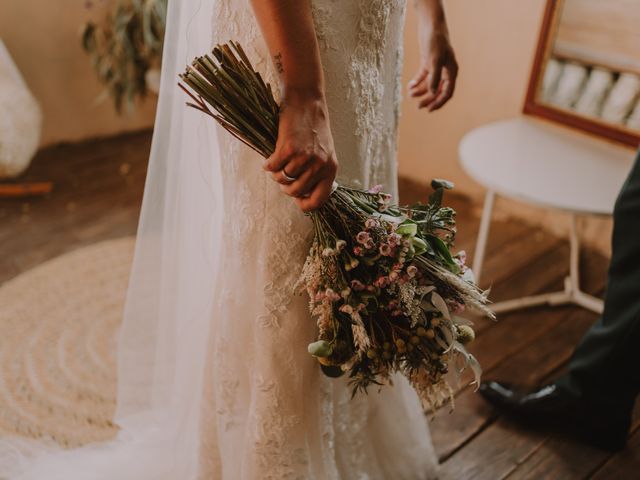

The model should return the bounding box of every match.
[82,0,167,113]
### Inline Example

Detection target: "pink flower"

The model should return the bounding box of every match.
[379,243,392,256]
[356,231,370,245]
[367,184,383,194]
[374,276,389,288]
[365,218,379,229]
[377,193,392,205]
[364,239,375,250]
[388,233,401,247]
[406,265,418,278]
[351,279,366,291]
[353,246,363,256]
[388,271,399,282]
[447,301,466,314]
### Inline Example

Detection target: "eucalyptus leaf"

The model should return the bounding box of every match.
[430,292,451,320]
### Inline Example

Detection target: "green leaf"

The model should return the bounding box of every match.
[308,340,333,357]
[396,220,418,237]
[411,236,429,256]
[427,234,459,270]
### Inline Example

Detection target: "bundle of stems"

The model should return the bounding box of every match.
[180,42,493,409]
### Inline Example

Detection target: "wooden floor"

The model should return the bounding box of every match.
[1,131,638,479]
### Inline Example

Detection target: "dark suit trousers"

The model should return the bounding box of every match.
[557,149,640,413]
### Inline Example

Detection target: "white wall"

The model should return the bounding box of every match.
[399,0,618,255]
[1,0,621,253]
[0,0,157,147]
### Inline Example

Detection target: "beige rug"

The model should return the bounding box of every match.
[0,237,135,448]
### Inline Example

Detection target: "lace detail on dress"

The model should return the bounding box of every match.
[310,0,339,52]
[251,376,308,480]
[348,0,407,188]
[214,338,240,432]
[259,208,310,329]
[205,1,438,479]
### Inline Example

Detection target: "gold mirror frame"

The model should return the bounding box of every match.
[523,0,640,148]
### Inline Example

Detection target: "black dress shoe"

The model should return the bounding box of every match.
[479,381,631,452]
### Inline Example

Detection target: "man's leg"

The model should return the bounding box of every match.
[557,150,640,411]
[480,150,640,451]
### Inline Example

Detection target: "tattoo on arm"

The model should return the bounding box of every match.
[274,53,284,74]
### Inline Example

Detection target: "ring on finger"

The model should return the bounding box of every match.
[282,168,297,183]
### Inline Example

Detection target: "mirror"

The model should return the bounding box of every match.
[524,0,640,147]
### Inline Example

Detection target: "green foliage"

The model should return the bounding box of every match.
[82,0,167,112]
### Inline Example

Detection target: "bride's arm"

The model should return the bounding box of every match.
[410,0,459,111]
[250,0,337,212]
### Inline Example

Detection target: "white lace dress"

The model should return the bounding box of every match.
[200,1,440,478]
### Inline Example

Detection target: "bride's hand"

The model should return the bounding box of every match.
[263,89,338,212]
[409,1,458,112]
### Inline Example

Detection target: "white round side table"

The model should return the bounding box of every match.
[460,117,635,314]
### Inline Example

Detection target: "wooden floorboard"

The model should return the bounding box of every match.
[0,130,150,284]
[590,428,640,479]
[2,132,637,479]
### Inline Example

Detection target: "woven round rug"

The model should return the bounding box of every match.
[0,237,135,448]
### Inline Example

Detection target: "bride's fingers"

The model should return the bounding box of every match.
[269,154,315,185]
[271,169,295,185]
[409,77,431,97]
[427,80,452,111]
[295,177,334,212]
[263,148,290,173]
[426,67,457,111]
[280,163,323,198]
[408,66,428,91]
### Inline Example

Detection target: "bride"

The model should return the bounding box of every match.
[1,0,458,478]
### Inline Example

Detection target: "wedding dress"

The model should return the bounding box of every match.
[0,0,439,478]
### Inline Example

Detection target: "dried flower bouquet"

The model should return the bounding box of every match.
[179,42,493,410]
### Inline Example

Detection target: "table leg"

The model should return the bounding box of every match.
[491,213,604,315]
[564,214,604,315]
[472,190,496,285]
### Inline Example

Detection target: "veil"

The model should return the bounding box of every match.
[0,0,225,478]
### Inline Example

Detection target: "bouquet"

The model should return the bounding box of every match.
[179,42,493,410]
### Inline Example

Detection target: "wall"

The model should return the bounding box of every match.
[0,0,157,147]
[398,0,616,255]
[1,0,621,253]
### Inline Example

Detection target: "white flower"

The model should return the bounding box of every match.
[322,247,335,257]
[339,304,354,314]
[325,288,341,301]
